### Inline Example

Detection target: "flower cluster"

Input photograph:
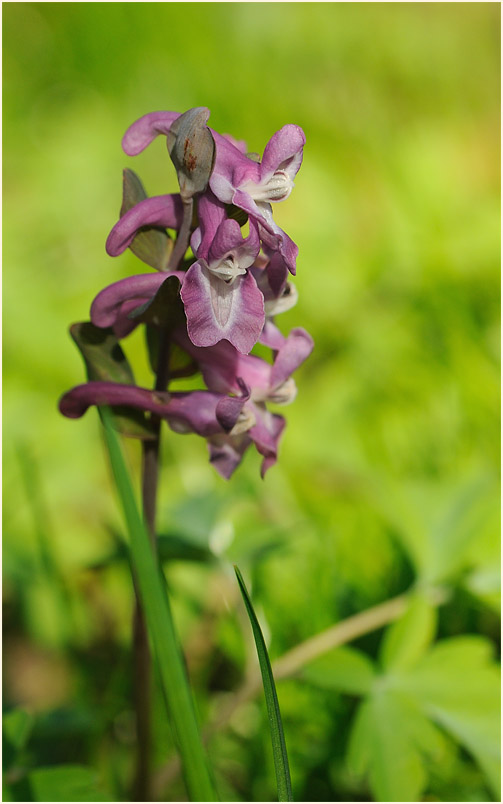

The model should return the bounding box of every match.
[60,107,313,478]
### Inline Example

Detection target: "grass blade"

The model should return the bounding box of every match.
[100,408,217,802]
[234,565,293,802]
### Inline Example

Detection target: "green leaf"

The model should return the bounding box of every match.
[27,765,112,802]
[70,322,134,385]
[70,322,155,440]
[346,615,500,802]
[120,168,173,270]
[3,709,34,753]
[157,533,215,564]
[146,328,198,379]
[379,592,437,673]
[234,565,293,802]
[427,475,498,584]
[3,708,35,773]
[100,408,217,801]
[301,645,376,695]
[464,564,501,611]
[372,475,498,587]
[170,491,223,544]
[130,275,184,328]
[347,688,445,802]
[397,636,501,798]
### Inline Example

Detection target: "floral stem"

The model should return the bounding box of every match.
[133,195,195,800]
[168,198,193,270]
[131,437,160,801]
[132,333,170,800]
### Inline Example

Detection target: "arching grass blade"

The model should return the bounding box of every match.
[100,408,217,802]
[234,565,293,802]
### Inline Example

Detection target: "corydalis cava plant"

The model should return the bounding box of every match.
[60,107,313,478]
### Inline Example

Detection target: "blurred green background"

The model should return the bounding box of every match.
[3,3,500,802]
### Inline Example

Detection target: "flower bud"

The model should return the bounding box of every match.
[166,107,215,201]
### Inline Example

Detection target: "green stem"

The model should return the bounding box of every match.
[131,195,202,800]
[132,588,152,801]
[131,436,160,801]
[101,408,217,801]
[168,198,193,270]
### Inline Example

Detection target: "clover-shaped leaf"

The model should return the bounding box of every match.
[302,593,500,801]
[347,686,446,802]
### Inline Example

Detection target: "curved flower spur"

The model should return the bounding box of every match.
[60,106,313,478]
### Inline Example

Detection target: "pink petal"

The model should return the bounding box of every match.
[207,433,251,479]
[271,328,314,388]
[181,263,264,354]
[106,195,184,257]
[90,273,183,329]
[122,111,182,155]
[260,124,306,182]
[248,404,286,477]
[59,381,236,437]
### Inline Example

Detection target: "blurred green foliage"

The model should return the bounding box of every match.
[3,3,500,802]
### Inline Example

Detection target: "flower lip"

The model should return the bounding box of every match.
[241,170,294,204]
[229,405,256,435]
[264,281,299,316]
[266,377,298,406]
[207,253,246,284]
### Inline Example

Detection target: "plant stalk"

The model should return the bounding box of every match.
[132,198,198,801]
[168,198,193,270]
[131,434,161,801]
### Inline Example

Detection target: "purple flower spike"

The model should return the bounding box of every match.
[59,381,246,438]
[62,107,311,481]
[106,195,184,258]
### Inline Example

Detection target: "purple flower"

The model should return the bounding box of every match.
[59,380,250,439]
[121,110,305,272]
[61,106,312,482]
[99,194,298,353]
[209,126,305,273]
[181,192,264,353]
[250,251,298,317]
[173,323,314,478]
[106,194,184,260]
[90,272,185,337]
